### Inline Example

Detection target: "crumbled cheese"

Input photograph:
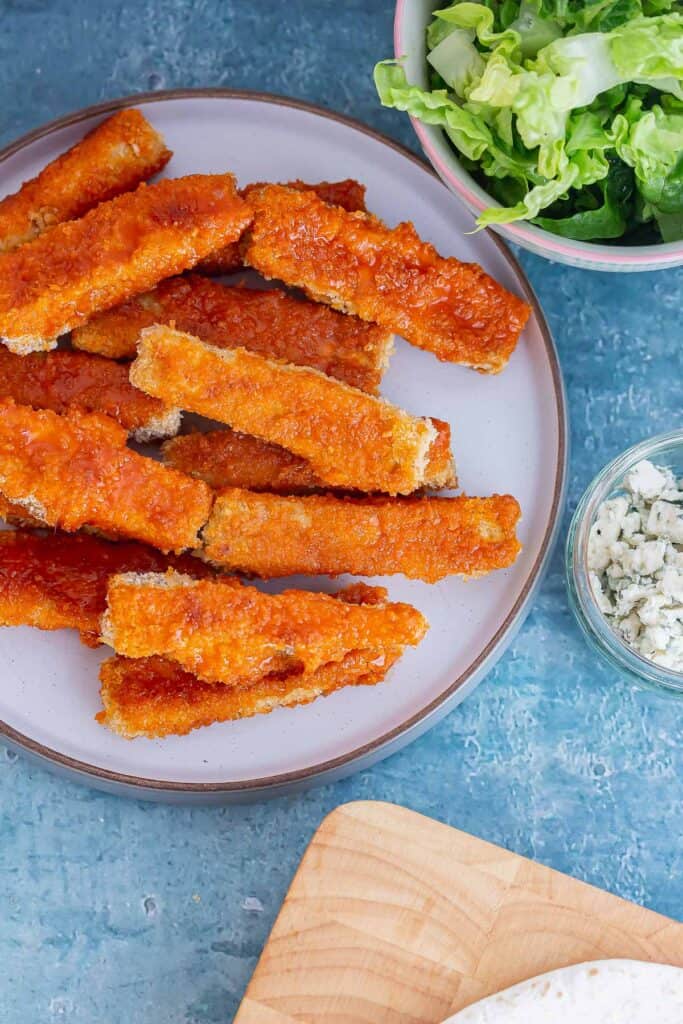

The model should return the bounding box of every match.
[588,459,683,673]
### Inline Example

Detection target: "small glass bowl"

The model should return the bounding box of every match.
[566,430,683,696]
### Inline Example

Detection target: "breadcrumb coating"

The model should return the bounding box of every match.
[0,174,251,353]
[131,325,436,495]
[0,109,171,252]
[101,570,428,686]
[71,274,392,392]
[203,489,522,582]
[0,401,212,552]
[243,184,530,372]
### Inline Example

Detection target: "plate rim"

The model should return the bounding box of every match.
[0,87,568,796]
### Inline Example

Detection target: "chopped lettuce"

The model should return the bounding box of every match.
[375,2,683,242]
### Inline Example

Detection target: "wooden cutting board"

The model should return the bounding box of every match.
[235,801,683,1024]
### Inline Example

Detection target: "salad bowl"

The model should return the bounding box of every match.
[389,0,683,271]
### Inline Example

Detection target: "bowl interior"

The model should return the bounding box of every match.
[394,0,683,271]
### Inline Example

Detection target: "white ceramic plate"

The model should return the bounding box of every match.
[0,91,567,801]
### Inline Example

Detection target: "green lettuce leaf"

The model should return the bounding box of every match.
[533,158,634,237]
[427,28,485,97]
[374,60,534,182]
[374,61,495,161]
[374,4,683,240]
[610,13,683,96]
[612,100,683,237]
[477,163,580,224]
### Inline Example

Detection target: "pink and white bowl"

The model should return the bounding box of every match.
[394,0,683,272]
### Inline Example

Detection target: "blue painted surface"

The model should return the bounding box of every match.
[1,1,682,1020]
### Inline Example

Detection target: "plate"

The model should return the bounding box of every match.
[0,90,567,801]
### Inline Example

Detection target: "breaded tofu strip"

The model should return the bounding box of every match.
[0,530,212,646]
[98,647,401,738]
[0,174,251,354]
[71,274,392,393]
[198,177,368,275]
[0,401,212,552]
[162,419,456,493]
[98,580,401,738]
[243,184,531,372]
[131,326,436,495]
[203,490,522,582]
[0,347,180,442]
[101,571,428,686]
[0,109,171,253]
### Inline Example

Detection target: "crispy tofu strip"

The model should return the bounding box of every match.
[0,530,212,646]
[101,571,428,686]
[162,419,456,493]
[198,177,368,275]
[243,184,531,372]
[0,174,251,354]
[98,647,400,738]
[162,428,324,493]
[0,401,212,552]
[202,490,522,582]
[71,274,392,393]
[0,109,171,253]
[0,347,180,442]
[131,326,436,495]
[98,578,399,738]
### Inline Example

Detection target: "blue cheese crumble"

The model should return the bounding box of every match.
[588,459,683,672]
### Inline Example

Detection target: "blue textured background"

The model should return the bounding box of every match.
[1,2,682,1021]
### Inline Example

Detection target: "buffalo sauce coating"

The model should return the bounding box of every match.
[197,176,367,276]
[103,571,428,686]
[97,580,400,738]
[0,530,211,645]
[131,326,431,495]
[0,174,252,346]
[72,273,392,392]
[423,419,457,489]
[162,428,323,493]
[252,178,367,214]
[162,420,454,494]
[0,401,212,552]
[0,347,169,433]
[243,184,530,372]
[203,490,522,582]
[0,109,172,253]
[97,644,401,738]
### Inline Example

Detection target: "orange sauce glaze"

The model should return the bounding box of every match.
[0,530,211,646]
[244,184,531,372]
[131,326,432,495]
[0,109,171,253]
[0,347,170,433]
[0,174,251,346]
[197,177,367,276]
[162,419,455,493]
[71,273,392,393]
[103,571,428,686]
[203,490,522,582]
[0,401,212,552]
[98,645,400,738]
